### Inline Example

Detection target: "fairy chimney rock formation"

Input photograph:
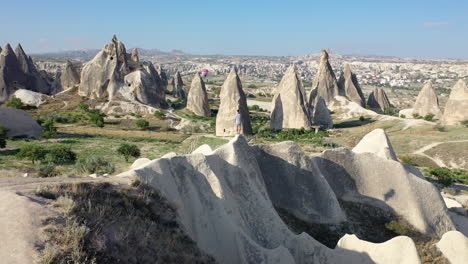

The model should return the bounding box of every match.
[270,65,311,130]
[78,35,130,99]
[187,73,210,117]
[0,43,51,103]
[367,87,392,111]
[216,68,252,136]
[412,81,442,118]
[442,80,468,126]
[309,50,339,106]
[172,71,186,98]
[338,64,366,106]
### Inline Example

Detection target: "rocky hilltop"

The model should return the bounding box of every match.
[78,36,166,113]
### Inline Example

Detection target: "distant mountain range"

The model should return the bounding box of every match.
[32,48,190,61]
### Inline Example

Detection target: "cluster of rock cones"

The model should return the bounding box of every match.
[120,129,468,264]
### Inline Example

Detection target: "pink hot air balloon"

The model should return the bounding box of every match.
[201,69,209,78]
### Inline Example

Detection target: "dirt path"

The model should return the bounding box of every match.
[413,140,468,167]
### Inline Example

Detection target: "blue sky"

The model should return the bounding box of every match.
[1,0,467,58]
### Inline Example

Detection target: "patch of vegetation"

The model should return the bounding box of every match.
[423,167,468,186]
[78,103,89,112]
[413,113,421,119]
[43,145,77,165]
[38,163,60,178]
[385,220,410,236]
[16,145,47,164]
[16,144,76,165]
[377,107,399,117]
[117,143,141,162]
[400,155,418,166]
[400,114,406,118]
[42,119,58,139]
[0,126,8,148]
[462,120,468,128]
[88,110,105,128]
[423,114,435,121]
[136,119,150,130]
[154,111,165,119]
[7,96,24,109]
[36,182,216,264]
[247,84,257,88]
[250,114,270,134]
[257,128,331,146]
[248,105,267,112]
[75,156,115,176]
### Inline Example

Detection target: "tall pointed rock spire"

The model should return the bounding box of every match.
[270,65,311,130]
[216,67,252,136]
[309,50,339,107]
[187,73,210,117]
[413,81,441,118]
[338,64,366,106]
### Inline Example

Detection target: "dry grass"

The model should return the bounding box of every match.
[36,182,216,264]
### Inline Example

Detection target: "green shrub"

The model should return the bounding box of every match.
[423,113,435,121]
[424,167,468,186]
[42,119,57,139]
[412,113,421,119]
[154,111,165,119]
[43,145,77,164]
[88,110,105,127]
[359,116,365,121]
[78,103,90,112]
[247,84,257,89]
[37,163,59,178]
[0,126,8,148]
[7,97,24,109]
[385,220,410,236]
[400,114,406,118]
[16,145,47,164]
[75,156,115,175]
[135,119,150,130]
[117,143,141,162]
[428,167,453,186]
[462,120,468,128]
[400,155,417,166]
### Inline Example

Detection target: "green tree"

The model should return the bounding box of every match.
[16,145,47,164]
[88,110,105,127]
[0,126,8,148]
[136,119,150,130]
[117,143,140,162]
[7,97,24,109]
[43,145,77,164]
[42,119,57,138]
